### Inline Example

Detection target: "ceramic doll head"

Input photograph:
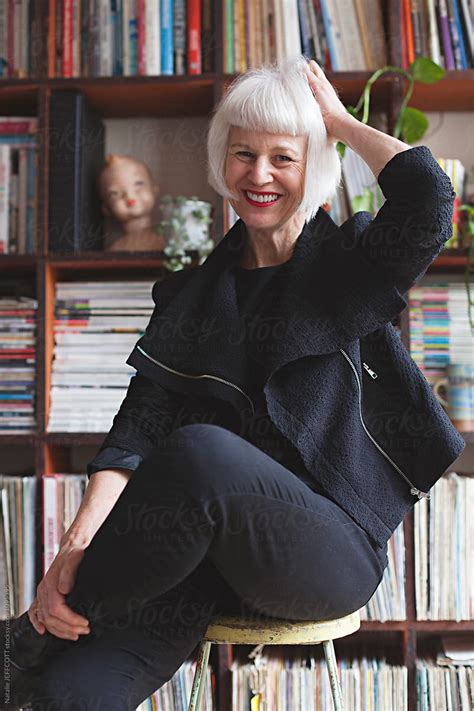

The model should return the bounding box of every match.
[98,154,165,251]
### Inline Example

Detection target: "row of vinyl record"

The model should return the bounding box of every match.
[135,660,214,711]
[0,117,38,254]
[137,656,474,710]
[0,472,472,623]
[231,655,474,711]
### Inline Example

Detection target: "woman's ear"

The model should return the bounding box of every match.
[101,203,111,217]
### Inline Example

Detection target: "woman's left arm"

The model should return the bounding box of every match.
[304,59,412,177]
[305,60,456,295]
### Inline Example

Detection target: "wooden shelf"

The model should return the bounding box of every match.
[47,251,169,270]
[0,254,37,272]
[0,434,37,445]
[409,70,474,111]
[0,81,39,113]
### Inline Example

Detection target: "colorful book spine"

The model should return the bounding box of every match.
[136,0,146,75]
[438,0,456,69]
[145,0,161,75]
[161,0,174,75]
[174,0,186,74]
[187,0,202,74]
[61,0,73,77]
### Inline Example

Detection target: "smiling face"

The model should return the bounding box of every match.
[99,158,158,223]
[224,127,307,232]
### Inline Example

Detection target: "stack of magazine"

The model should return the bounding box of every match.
[48,280,154,432]
[409,282,473,387]
[0,296,37,433]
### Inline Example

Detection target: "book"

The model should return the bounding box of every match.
[48,91,105,252]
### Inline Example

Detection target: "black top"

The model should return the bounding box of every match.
[232,263,325,495]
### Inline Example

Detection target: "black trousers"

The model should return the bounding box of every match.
[27,424,388,710]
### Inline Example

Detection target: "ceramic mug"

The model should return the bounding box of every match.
[433,364,474,432]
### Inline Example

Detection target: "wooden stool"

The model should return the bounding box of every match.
[187,610,360,710]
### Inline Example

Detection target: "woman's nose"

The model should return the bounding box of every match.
[248,157,272,185]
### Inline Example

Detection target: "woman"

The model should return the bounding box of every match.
[2,57,464,710]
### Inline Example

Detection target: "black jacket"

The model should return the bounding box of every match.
[88,145,465,546]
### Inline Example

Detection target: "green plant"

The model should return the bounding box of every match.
[338,57,473,330]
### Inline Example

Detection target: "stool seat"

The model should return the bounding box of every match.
[203,610,361,645]
[187,610,361,710]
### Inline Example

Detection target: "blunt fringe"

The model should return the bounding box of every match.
[207,56,342,221]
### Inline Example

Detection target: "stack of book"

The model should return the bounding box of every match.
[136,661,215,710]
[0,116,38,254]
[48,280,154,433]
[223,0,387,72]
[403,0,474,71]
[42,473,88,575]
[45,0,213,78]
[0,474,37,618]
[414,473,473,621]
[0,296,37,434]
[408,282,473,387]
[231,653,407,710]
[360,523,406,622]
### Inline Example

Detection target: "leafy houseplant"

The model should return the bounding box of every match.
[337,57,473,331]
[159,195,214,272]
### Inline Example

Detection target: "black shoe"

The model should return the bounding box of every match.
[1,612,73,709]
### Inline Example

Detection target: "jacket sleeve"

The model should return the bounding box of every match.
[340,145,456,295]
[85,372,181,480]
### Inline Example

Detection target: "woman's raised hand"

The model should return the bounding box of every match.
[303,59,351,144]
[28,543,91,640]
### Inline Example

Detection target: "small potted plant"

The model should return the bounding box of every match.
[159,195,214,272]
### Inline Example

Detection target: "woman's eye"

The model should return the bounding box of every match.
[236,151,254,158]
[275,155,291,162]
[135,180,145,186]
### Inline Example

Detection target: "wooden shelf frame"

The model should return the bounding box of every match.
[1,1,473,709]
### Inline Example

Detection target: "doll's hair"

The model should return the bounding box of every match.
[207,55,342,221]
[98,154,156,197]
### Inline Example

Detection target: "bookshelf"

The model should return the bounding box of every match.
[1,1,473,709]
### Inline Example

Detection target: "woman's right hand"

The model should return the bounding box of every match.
[28,543,91,641]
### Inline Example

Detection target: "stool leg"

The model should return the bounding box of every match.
[322,640,344,711]
[188,640,212,711]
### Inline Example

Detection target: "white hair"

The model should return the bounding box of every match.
[207,56,342,221]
